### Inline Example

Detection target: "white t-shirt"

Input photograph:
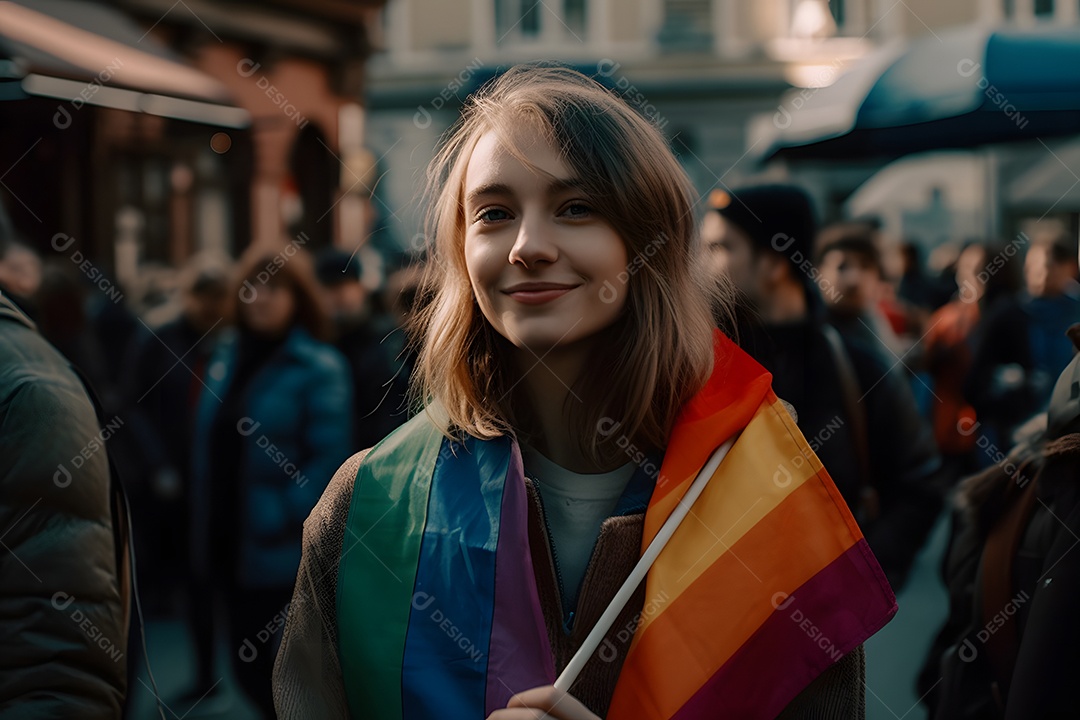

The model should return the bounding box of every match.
[521,444,636,614]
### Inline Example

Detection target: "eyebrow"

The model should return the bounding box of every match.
[464,177,585,207]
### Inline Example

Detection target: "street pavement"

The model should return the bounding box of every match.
[865,510,951,720]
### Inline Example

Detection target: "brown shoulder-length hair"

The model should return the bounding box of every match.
[409,64,737,464]
[224,240,332,342]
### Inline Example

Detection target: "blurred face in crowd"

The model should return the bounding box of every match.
[183,283,227,336]
[880,243,905,283]
[0,244,43,299]
[1025,244,1077,298]
[955,244,988,302]
[462,128,628,355]
[241,279,295,337]
[702,213,772,308]
[322,279,369,328]
[817,248,881,315]
[1024,244,1050,296]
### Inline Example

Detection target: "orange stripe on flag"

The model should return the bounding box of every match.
[644,350,772,542]
[612,470,862,717]
[634,398,828,637]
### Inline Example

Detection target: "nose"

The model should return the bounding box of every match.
[507,214,558,268]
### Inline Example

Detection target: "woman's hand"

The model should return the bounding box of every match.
[486,686,601,720]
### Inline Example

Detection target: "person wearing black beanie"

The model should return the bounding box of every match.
[703,183,944,591]
[702,185,830,320]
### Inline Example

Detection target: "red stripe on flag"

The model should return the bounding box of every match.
[668,541,896,720]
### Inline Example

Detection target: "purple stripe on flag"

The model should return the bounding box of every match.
[484,442,556,714]
[671,541,896,720]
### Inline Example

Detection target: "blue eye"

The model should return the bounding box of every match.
[562,203,592,218]
[477,207,511,223]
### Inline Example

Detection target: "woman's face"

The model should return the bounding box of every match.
[242,280,295,337]
[462,129,629,355]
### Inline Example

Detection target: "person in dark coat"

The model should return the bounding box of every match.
[967,232,1075,451]
[897,240,940,312]
[127,253,231,504]
[187,241,352,718]
[313,248,404,451]
[703,184,944,590]
[918,322,1080,719]
[123,253,230,703]
[0,290,129,718]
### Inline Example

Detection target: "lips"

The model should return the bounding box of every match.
[502,281,580,305]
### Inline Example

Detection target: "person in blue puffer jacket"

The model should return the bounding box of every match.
[187,241,353,718]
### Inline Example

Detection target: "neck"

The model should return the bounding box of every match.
[759,280,807,324]
[515,341,606,474]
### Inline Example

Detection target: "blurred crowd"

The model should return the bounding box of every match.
[1,179,1078,719]
[702,185,1080,719]
[0,231,420,716]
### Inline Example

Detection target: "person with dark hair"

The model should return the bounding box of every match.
[128,252,231,501]
[375,262,424,426]
[187,241,352,718]
[815,221,908,365]
[898,241,937,312]
[33,260,112,400]
[705,185,944,590]
[0,287,129,717]
[1021,234,1080,406]
[958,233,1080,456]
[313,247,404,451]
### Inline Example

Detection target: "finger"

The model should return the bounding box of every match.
[505,686,597,720]
[487,710,554,720]
[507,686,564,710]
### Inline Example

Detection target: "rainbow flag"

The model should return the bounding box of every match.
[335,329,896,719]
[607,330,896,718]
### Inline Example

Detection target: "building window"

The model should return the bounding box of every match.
[1005,0,1058,19]
[496,0,540,40]
[658,0,712,52]
[496,0,588,44]
[564,0,586,37]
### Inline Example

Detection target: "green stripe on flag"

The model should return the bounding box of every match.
[337,413,445,719]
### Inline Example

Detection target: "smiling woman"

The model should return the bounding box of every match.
[462,129,630,380]
[273,65,896,720]
[413,64,727,469]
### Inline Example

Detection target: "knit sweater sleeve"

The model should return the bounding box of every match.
[273,449,370,720]
[776,645,866,720]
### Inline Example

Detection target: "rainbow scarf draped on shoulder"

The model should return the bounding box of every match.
[336,329,896,719]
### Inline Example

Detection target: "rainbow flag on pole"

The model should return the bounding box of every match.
[335,329,896,719]
[607,329,896,718]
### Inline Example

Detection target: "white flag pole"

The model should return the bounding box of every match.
[553,434,739,692]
